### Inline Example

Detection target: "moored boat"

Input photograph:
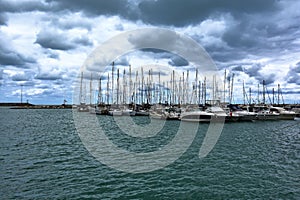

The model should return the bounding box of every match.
[108,109,123,116]
[254,106,279,120]
[180,106,226,122]
[270,107,296,120]
[226,104,257,122]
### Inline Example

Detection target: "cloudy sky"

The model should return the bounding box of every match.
[0,0,299,104]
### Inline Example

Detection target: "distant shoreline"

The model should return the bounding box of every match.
[0,103,72,109]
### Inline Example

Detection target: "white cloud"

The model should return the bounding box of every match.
[0,1,299,104]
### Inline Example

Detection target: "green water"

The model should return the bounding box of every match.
[0,108,299,199]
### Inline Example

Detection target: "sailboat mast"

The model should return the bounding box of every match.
[249,87,252,105]
[123,69,126,104]
[272,88,275,105]
[117,69,120,105]
[228,74,231,103]
[212,75,215,101]
[230,73,234,104]
[98,77,102,104]
[182,72,185,105]
[257,84,260,104]
[223,69,226,103]
[90,73,92,105]
[243,80,245,105]
[195,69,198,104]
[141,67,144,104]
[204,76,207,105]
[262,80,266,105]
[159,72,161,104]
[172,70,175,105]
[198,80,201,105]
[148,69,151,104]
[129,65,132,104]
[135,70,138,104]
[277,84,280,105]
[79,72,83,104]
[107,74,110,104]
[186,70,189,104]
[111,62,114,104]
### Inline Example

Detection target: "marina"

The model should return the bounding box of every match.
[74,63,300,122]
[1,0,300,199]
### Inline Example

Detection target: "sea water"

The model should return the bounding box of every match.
[0,108,299,199]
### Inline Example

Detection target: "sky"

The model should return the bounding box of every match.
[0,0,299,105]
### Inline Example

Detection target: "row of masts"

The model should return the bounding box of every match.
[79,63,286,107]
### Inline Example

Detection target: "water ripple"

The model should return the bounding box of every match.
[0,108,299,199]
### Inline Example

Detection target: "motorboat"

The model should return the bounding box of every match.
[108,109,123,116]
[150,106,180,120]
[122,109,136,116]
[270,107,296,120]
[180,106,226,122]
[253,105,279,120]
[226,104,257,122]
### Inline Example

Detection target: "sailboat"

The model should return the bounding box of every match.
[77,72,89,112]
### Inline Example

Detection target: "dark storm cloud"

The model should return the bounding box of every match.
[11,73,32,82]
[35,30,76,50]
[168,55,189,67]
[50,17,93,31]
[222,24,261,49]
[286,62,300,85]
[244,64,261,78]
[0,39,35,68]
[134,48,189,67]
[73,36,93,47]
[0,0,279,27]
[139,49,174,58]
[47,50,59,59]
[232,66,244,72]
[35,67,63,80]
[0,69,3,80]
[35,29,92,50]
[242,64,276,85]
[0,0,50,13]
[293,62,300,73]
[0,13,8,26]
[0,51,35,68]
[209,49,247,63]
[258,74,276,85]
[35,73,62,81]
[138,0,278,26]
[47,0,131,17]
[114,57,130,66]
[220,17,290,52]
